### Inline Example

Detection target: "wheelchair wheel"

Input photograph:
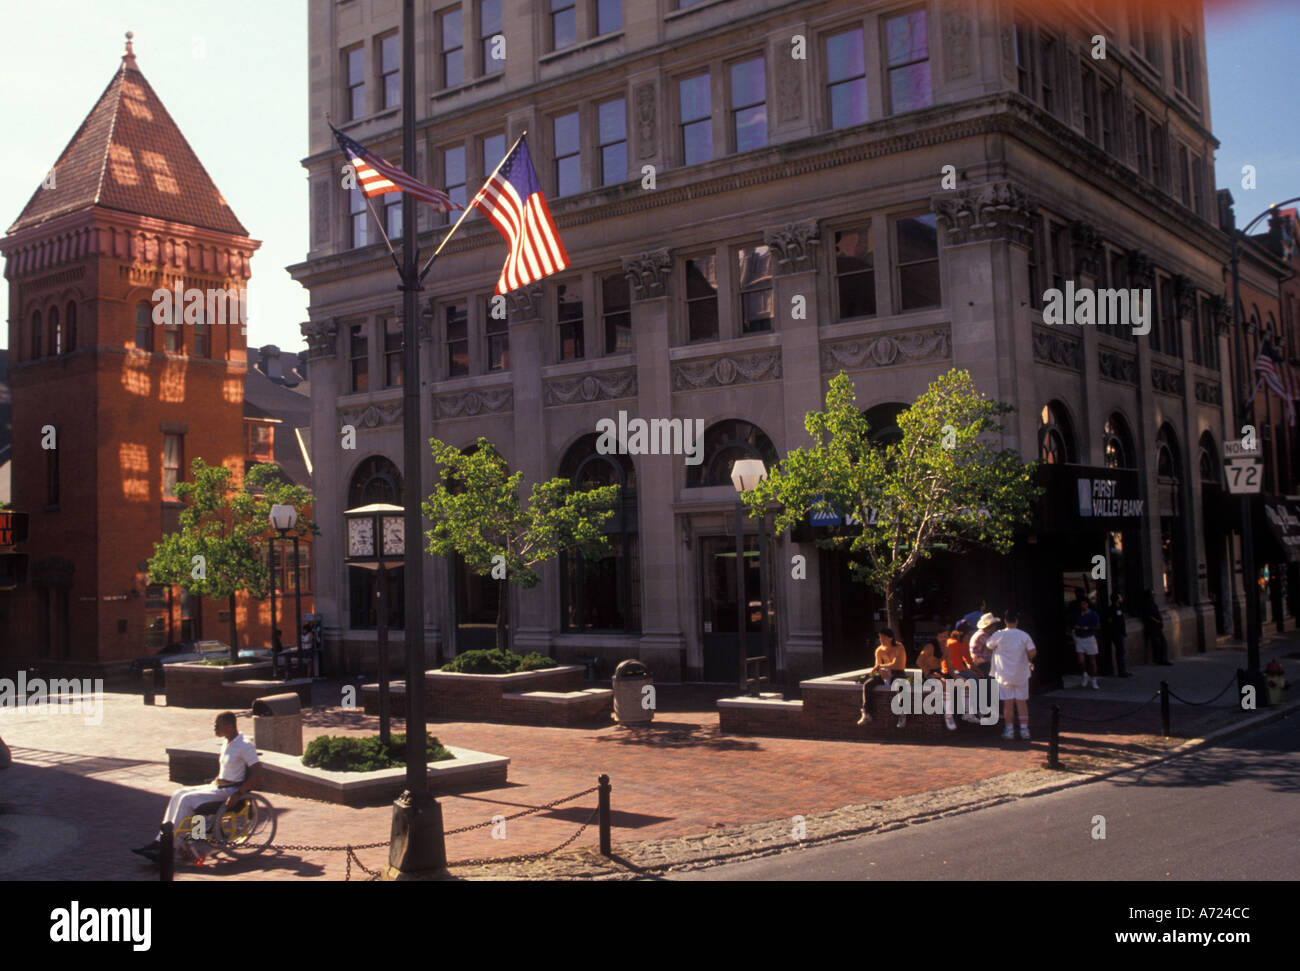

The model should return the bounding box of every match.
[216,793,276,858]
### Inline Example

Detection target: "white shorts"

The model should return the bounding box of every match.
[1074,635,1099,656]
[997,679,1029,701]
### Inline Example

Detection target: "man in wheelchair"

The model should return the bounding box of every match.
[133,711,262,862]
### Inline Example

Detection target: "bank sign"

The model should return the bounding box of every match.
[1077,477,1145,519]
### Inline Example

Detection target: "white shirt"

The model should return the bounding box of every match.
[218,733,260,785]
[988,627,1035,685]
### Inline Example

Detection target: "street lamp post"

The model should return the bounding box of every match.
[269,503,298,679]
[1229,197,1300,695]
[731,459,767,694]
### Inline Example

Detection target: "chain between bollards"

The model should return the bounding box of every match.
[1160,680,1171,737]
[598,774,612,857]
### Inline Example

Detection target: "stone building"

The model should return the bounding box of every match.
[292,0,1240,686]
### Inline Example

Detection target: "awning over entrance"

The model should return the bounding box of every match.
[1255,495,1300,563]
[1034,464,1146,534]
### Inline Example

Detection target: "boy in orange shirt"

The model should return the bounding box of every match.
[858,628,907,727]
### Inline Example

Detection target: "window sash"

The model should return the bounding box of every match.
[441,8,464,87]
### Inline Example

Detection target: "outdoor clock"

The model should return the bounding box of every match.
[381,515,405,557]
[348,517,375,558]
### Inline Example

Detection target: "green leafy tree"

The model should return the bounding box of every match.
[744,369,1042,636]
[423,436,620,652]
[147,459,316,660]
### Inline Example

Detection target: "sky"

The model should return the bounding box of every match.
[0,1,1296,354]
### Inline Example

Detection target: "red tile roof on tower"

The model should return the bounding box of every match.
[6,32,248,237]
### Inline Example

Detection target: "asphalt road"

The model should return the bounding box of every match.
[674,714,1300,880]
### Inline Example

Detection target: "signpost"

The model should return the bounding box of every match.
[1223,440,1262,496]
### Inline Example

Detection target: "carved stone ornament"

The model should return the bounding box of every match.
[1000,26,1015,81]
[1032,326,1082,371]
[776,49,803,123]
[762,220,820,274]
[433,387,514,419]
[820,327,951,374]
[1195,381,1223,407]
[673,349,783,391]
[312,179,331,245]
[635,83,656,159]
[544,367,637,406]
[1151,366,1186,397]
[622,249,671,300]
[1173,274,1197,320]
[1098,349,1139,385]
[1071,221,1104,278]
[339,402,402,430]
[505,284,544,320]
[1126,250,1155,287]
[931,181,1036,248]
[1210,294,1231,335]
[302,317,339,358]
[944,2,972,79]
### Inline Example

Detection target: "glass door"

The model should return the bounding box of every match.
[699,535,770,683]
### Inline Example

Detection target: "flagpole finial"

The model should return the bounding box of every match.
[123,30,137,68]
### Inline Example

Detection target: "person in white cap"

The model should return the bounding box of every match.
[968,612,1000,678]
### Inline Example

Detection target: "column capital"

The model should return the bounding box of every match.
[762,219,820,275]
[302,316,339,358]
[931,180,1036,248]
[621,249,672,301]
[505,283,545,320]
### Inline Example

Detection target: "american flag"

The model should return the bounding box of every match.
[1255,338,1300,426]
[331,125,460,211]
[470,138,569,295]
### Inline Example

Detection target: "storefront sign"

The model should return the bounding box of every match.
[1077,476,1145,519]
[0,510,30,548]
[1036,465,1145,533]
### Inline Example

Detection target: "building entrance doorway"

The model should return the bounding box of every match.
[699,535,771,683]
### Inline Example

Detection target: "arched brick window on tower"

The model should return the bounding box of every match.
[31,309,42,359]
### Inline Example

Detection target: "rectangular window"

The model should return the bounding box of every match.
[1192,154,1205,216]
[596,0,622,35]
[1178,144,1191,207]
[1149,119,1165,188]
[679,74,712,166]
[826,28,868,129]
[885,9,931,114]
[1182,28,1199,104]
[1148,273,1163,353]
[163,434,183,500]
[380,33,400,110]
[1134,109,1150,178]
[193,320,208,358]
[345,46,365,120]
[737,246,774,333]
[135,304,152,351]
[1013,22,1033,97]
[46,428,59,506]
[164,320,181,353]
[446,303,468,377]
[552,0,576,50]
[440,7,463,88]
[1081,66,1098,143]
[834,225,875,319]
[384,317,403,387]
[1161,277,1180,357]
[598,98,628,186]
[896,214,940,311]
[1170,18,1184,90]
[384,193,402,240]
[602,271,632,353]
[350,324,369,392]
[554,112,581,196]
[730,56,767,153]
[1192,296,1205,366]
[1100,82,1117,154]
[482,132,506,175]
[1109,252,1130,341]
[481,0,503,74]
[1038,32,1058,115]
[248,424,273,460]
[486,299,510,370]
[443,144,467,213]
[1200,297,1218,368]
[557,282,584,360]
[1049,222,1070,293]
[685,255,719,342]
[350,183,369,248]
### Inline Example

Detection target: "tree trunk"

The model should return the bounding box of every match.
[885,582,902,642]
[228,592,239,662]
[495,578,508,653]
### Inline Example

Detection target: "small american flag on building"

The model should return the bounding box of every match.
[470,137,569,295]
[1255,338,1300,426]
[331,124,460,211]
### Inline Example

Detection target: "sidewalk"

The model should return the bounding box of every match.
[0,633,1294,881]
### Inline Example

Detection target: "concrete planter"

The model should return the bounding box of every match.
[362,664,611,726]
[163,661,310,709]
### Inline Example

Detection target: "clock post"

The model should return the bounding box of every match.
[343,503,406,745]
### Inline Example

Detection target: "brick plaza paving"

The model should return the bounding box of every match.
[1,639,1295,881]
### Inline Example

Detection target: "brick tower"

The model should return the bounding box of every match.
[0,34,260,673]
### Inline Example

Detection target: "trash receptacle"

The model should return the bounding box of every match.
[612,659,653,725]
[252,692,303,756]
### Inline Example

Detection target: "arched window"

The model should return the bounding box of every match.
[1038,401,1076,464]
[1156,422,1186,603]
[48,307,61,356]
[31,310,42,359]
[1156,423,1180,483]
[347,455,404,507]
[686,419,779,488]
[1103,413,1136,469]
[64,301,77,353]
[558,434,640,632]
[863,402,907,446]
[1198,431,1217,483]
[135,301,153,351]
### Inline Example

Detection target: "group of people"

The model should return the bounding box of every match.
[857,606,1037,741]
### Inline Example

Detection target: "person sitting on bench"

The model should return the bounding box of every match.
[857,628,908,728]
[132,711,261,861]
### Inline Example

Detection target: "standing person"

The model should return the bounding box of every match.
[1109,593,1132,677]
[988,611,1037,741]
[858,629,908,728]
[961,599,987,631]
[917,638,957,731]
[1073,597,1102,690]
[1142,589,1173,666]
[969,612,999,678]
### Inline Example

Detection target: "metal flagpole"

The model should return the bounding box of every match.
[388,0,446,876]
[417,130,527,284]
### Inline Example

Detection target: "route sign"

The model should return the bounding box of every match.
[1224,456,1263,494]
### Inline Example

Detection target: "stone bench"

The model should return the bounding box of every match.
[162,661,312,709]
[501,688,614,726]
[361,665,590,725]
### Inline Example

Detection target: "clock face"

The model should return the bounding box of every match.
[382,516,404,557]
[347,517,375,558]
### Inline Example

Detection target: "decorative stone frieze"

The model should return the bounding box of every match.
[1195,381,1223,407]
[673,350,782,391]
[932,181,1036,247]
[820,327,951,373]
[1151,366,1186,397]
[544,368,638,406]
[1098,348,1139,385]
[1032,326,1082,371]
[433,387,514,419]
[339,401,402,429]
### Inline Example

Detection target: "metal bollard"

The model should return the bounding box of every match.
[142,669,156,706]
[598,774,611,857]
[1160,681,1171,737]
[159,822,174,882]
[1047,705,1061,769]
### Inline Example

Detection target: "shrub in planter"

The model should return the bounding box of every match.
[302,732,452,772]
[517,652,557,671]
[441,648,558,673]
